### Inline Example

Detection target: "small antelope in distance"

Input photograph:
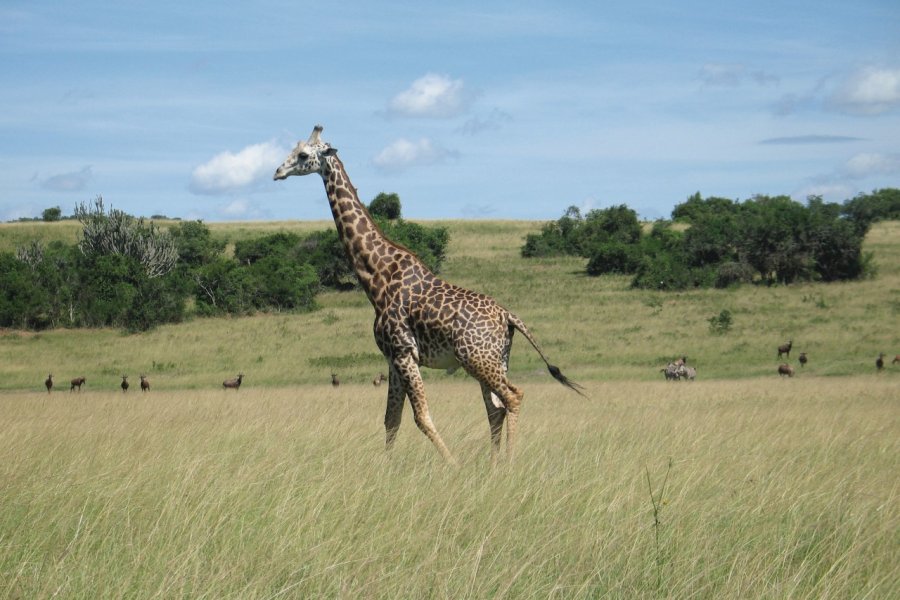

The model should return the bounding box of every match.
[777,340,793,359]
[875,353,885,371]
[70,376,86,392]
[373,373,387,386]
[223,373,243,390]
[331,373,340,387]
[778,364,794,378]
[893,354,900,365]
[45,373,53,394]
[798,352,808,367]
[121,375,129,392]
[140,374,150,392]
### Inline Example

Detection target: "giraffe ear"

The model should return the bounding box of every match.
[323,147,338,156]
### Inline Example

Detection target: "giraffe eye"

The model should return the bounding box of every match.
[298,152,309,161]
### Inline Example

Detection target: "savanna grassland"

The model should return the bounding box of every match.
[0,219,898,598]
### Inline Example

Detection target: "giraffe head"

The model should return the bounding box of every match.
[273,125,338,180]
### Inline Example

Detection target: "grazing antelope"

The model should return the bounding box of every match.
[121,375,129,392]
[798,352,807,367]
[70,376,86,392]
[893,355,900,365]
[45,373,53,394]
[139,374,150,392]
[875,353,885,371]
[661,363,680,381]
[223,373,243,390]
[777,340,793,359]
[373,372,387,386]
[331,373,340,387]
[778,364,794,378]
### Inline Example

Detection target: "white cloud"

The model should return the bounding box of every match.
[842,152,900,179]
[190,140,288,195]
[387,73,469,118]
[830,66,900,115]
[41,166,92,192]
[371,138,457,172]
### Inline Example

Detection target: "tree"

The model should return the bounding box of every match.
[369,192,402,220]
[75,196,178,279]
[169,220,225,268]
[41,206,62,222]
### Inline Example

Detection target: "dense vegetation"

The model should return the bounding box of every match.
[0,195,448,332]
[523,188,899,290]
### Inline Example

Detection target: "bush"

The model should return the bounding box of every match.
[708,309,733,335]
[369,193,402,220]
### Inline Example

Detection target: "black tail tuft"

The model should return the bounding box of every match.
[548,364,587,397]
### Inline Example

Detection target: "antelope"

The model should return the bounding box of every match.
[893,355,900,365]
[121,375,129,392]
[45,373,53,394]
[331,373,340,387]
[223,373,243,390]
[875,353,885,371]
[778,364,794,378]
[777,340,792,359]
[372,372,387,386]
[70,376,86,392]
[798,352,807,367]
[139,374,150,392]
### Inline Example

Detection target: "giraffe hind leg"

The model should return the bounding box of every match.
[480,382,506,466]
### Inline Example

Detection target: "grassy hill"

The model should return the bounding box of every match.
[1,218,898,391]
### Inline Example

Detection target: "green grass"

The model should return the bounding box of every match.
[1,379,896,598]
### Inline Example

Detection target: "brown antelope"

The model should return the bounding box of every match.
[223,373,243,390]
[70,376,86,392]
[45,373,53,394]
[121,375,129,392]
[777,340,793,359]
[778,363,794,377]
[372,372,387,386]
[893,355,900,365]
[140,374,150,392]
[331,373,340,387]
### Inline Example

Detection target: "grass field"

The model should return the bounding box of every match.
[0,218,898,597]
[1,379,896,598]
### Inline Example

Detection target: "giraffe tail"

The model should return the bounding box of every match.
[508,313,587,397]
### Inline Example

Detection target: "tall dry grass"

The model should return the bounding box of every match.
[1,377,896,598]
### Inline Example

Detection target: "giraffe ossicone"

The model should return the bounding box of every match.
[275,125,584,465]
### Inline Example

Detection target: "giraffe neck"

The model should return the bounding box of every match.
[320,155,417,308]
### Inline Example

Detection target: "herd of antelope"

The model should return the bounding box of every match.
[41,348,897,393]
[41,372,244,393]
[659,339,897,380]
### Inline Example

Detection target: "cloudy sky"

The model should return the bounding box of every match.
[2,1,899,222]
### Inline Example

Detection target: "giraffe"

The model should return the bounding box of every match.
[275,125,583,464]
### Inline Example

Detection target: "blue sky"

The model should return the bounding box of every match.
[2,1,899,223]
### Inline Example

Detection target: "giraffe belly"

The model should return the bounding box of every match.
[420,347,461,372]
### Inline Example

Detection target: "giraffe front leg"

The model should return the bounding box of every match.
[393,353,457,465]
[384,367,405,451]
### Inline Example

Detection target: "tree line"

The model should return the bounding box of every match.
[522,188,899,290]
[0,193,449,332]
